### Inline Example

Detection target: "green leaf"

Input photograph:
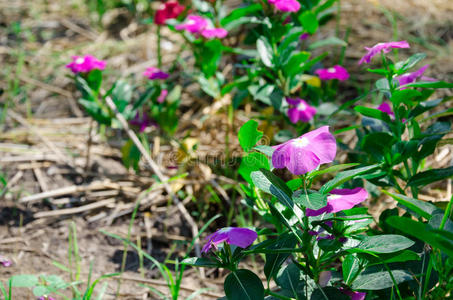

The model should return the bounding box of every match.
[320,164,379,194]
[408,166,453,187]
[10,275,39,287]
[239,152,270,184]
[354,106,392,123]
[352,270,413,290]
[283,52,311,76]
[356,235,414,254]
[365,250,420,266]
[391,89,421,106]
[251,169,294,208]
[275,263,305,299]
[308,36,347,50]
[181,257,219,268]
[264,234,297,282]
[121,139,141,171]
[308,163,359,180]
[386,216,453,257]
[404,81,453,89]
[293,190,327,210]
[224,269,264,300]
[220,3,262,27]
[238,120,264,152]
[257,37,273,67]
[343,254,361,284]
[298,11,318,34]
[395,53,426,72]
[382,191,437,220]
[87,69,103,93]
[361,132,397,160]
[408,98,443,119]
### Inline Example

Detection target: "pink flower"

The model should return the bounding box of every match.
[377,101,394,119]
[395,65,436,89]
[175,15,208,34]
[201,28,228,39]
[154,1,185,25]
[66,55,106,74]
[143,67,169,80]
[175,15,228,39]
[340,288,366,300]
[202,227,257,253]
[359,41,410,65]
[268,0,301,12]
[157,89,168,103]
[315,65,350,81]
[286,98,317,123]
[272,126,337,175]
[37,297,56,300]
[305,188,368,217]
[0,255,11,267]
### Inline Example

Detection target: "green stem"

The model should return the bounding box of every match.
[265,289,293,300]
[157,25,162,68]
[384,263,403,300]
[440,195,453,230]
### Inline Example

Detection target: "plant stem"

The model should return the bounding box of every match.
[265,289,293,300]
[157,25,162,68]
[439,195,453,230]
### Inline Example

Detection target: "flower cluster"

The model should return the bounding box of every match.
[175,15,228,39]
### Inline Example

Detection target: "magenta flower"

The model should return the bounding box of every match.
[272,126,336,175]
[0,255,11,267]
[315,65,350,81]
[268,0,301,12]
[37,297,56,300]
[377,101,395,119]
[395,65,436,89]
[130,112,156,133]
[143,67,169,80]
[340,289,366,300]
[299,33,309,40]
[201,28,228,39]
[306,188,368,217]
[286,98,317,123]
[157,89,168,103]
[66,55,106,74]
[359,41,410,65]
[202,227,257,253]
[175,15,227,39]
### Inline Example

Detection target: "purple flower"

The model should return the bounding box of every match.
[157,89,168,103]
[315,65,350,81]
[130,112,156,133]
[268,0,301,12]
[359,41,410,65]
[202,227,257,253]
[37,297,56,300]
[340,288,366,300]
[305,188,368,217]
[0,255,11,267]
[143,67,169,80]
[175,15,227,39]
[66,55,106,74]
[300,33,309,40]
[395,65,436,89]
[286,98,317,123]
[272,126,337,175]
[377,101,395,119]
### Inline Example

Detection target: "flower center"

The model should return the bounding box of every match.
[75,58,84,64]
[297,102,307,111]
[327,68,336,73]
[292,137,309,148]
[328,194,342,200]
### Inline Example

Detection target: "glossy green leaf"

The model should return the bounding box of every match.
[275,263,305,299]
[251,169,294,208]
[404,81,453,89]
[257,38,273,67]
[264,234,297,282]
[354,106,392,123]
[408,166,453,187]
[356,235,414,253]
[352,270,413,290]
[343,254,361,285]
[224,269,264,300]
[320,164,379,194]
[239,152,270,184]
[293,190,327,210]
[382,191,437,220]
